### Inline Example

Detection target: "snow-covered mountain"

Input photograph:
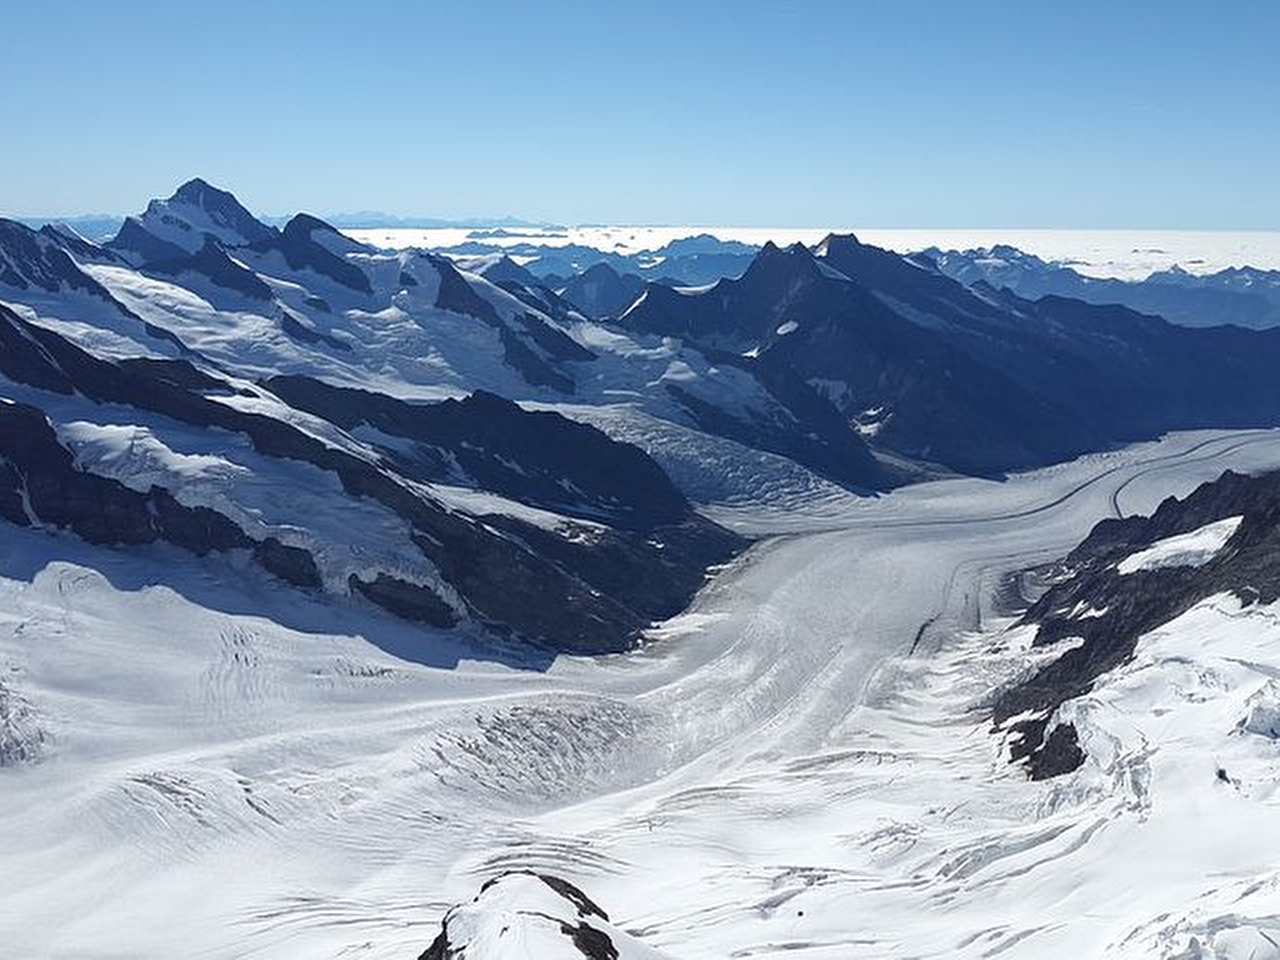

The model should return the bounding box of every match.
[5,181,820,654]
[999,465,1280,777]
[7,179,1280,960]
[621,233,1280,475]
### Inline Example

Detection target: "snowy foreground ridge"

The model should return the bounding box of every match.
[6,429,1280,958]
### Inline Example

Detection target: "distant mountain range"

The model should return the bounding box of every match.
[11,213,561,242]
[924,244,1280,329]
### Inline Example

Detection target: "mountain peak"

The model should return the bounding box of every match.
[814,233,863,259]
[128,178,277,256]
[278,213,371,259]
[170,176,218,204]
[739,235,821,287]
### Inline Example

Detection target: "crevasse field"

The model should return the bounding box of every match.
[5,423,1280,958]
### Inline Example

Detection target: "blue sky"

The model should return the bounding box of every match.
[2,0,1277,227]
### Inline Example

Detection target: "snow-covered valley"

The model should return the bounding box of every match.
[6,427,1280,958]
[7,179,1280,958]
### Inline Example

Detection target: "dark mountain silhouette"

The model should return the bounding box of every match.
[622,234,1280,476]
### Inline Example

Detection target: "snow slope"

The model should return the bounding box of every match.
[5,429,1280,958]
[1116,515,1243,574]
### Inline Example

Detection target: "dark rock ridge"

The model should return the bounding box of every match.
[625,239,1058,477]
[0,303,742,654]
[622,233,1280,477]
[109,178,277,264]
[430,252,586,393]
[144,236,274,301]
[557,262,647,319]
[8,182,898,487]
[0,397,251,554]
[0,218,126,302]
[37,223,122,264]
[995,467,1280,778]
[475,254,542,288]
[264,376,687,530]
[107,216,191,264]
[109,182,374,296]
[0,218,195,358]
[247,214,373,294]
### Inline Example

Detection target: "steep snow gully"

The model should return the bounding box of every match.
[5,429,1280,958]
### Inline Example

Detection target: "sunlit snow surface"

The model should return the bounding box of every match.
[1116,515,1243,575]
[347,227,1280,281]
[5,430,1280,957]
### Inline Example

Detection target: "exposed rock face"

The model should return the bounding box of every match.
[0,217,129,306]
[996,468,1280,777]
[144,236,274,301]
[252,537,322,589]
[108,216,191,264]
[348,574,457,628]
[558,262,647,319]
[3,184,911,492]
[0,397,250,553]
[249,214,374,294]
[264,376,689,530]
[166,177,278,246]
[431,253,583,393]
[418,871,669,960]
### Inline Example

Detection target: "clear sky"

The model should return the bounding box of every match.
[2,0,1277,228]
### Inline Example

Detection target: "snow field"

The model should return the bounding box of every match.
[3,429,1280,957]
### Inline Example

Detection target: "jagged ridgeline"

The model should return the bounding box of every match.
[7,178,1280,658]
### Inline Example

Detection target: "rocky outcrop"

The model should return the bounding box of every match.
[996,468,1280,777]
[1,217,128,303]
[418,871,669,960]
[0,397,250,553]
[263,376,689,530]
[247,214,373,294]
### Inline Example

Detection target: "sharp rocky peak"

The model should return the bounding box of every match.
[738,237,824,287]
[137,177,277,251]
[170,176,233,207]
